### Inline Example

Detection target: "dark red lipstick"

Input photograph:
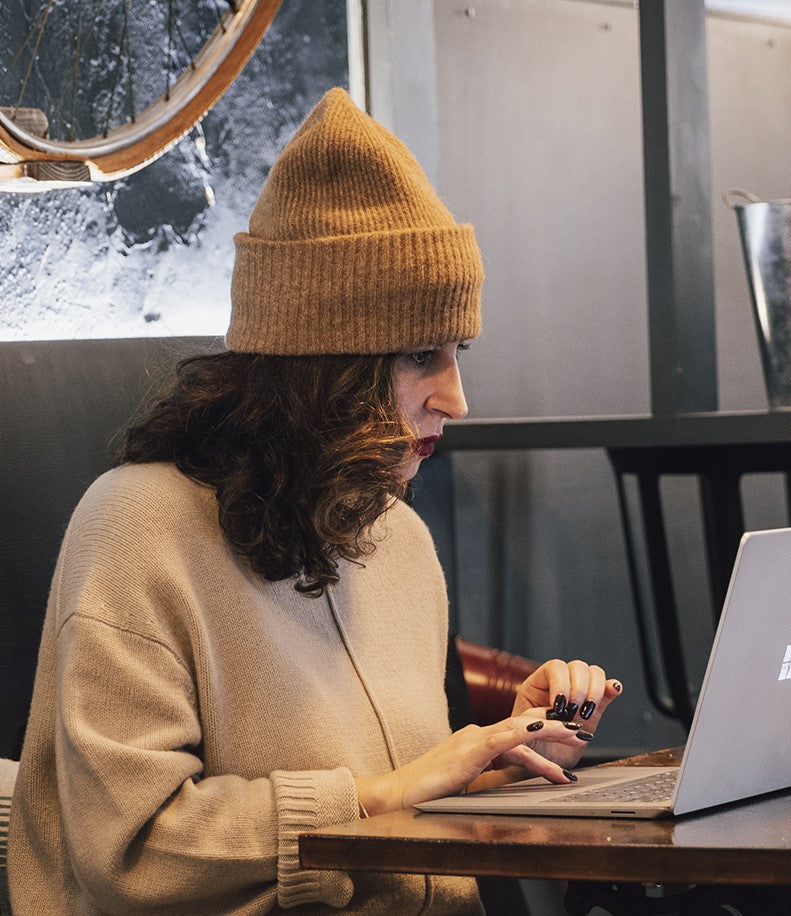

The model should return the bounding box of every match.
[416,435,440,457]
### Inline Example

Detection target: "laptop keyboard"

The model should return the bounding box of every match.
[566,770,677,804]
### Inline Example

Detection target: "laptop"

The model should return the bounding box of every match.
[417,527,791,819]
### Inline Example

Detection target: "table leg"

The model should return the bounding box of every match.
[613,470,676,720]
[699,473,744,623]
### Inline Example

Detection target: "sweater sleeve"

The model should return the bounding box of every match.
[45,466,358,913]
[55,612,356,913]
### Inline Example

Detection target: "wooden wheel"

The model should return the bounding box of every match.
[0,0,282,187]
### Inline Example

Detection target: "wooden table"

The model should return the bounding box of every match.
[300,749,791,912]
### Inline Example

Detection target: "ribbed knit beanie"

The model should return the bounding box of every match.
[227,88,483,355]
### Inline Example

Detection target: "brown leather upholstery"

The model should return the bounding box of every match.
[455,636,539,727]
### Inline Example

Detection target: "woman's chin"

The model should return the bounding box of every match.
[400,456,423,482]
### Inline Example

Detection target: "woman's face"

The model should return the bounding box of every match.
[392,340,469,480]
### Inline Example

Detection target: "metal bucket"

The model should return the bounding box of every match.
[725,188,791,409]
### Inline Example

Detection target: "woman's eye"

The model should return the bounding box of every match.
[405,343,468,367]
[409,350,435,367]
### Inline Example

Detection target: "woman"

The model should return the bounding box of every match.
[9,88,621,914]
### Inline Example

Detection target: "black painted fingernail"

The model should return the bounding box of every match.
[563,722,581,731]
[527,721,544,732]
[612,681,622,693]
[546,710,562,720]
[580,700,596,720]
[577,731,595,742]
[553,694,567,716]
[564,702,579,720]
[562,769,578,782]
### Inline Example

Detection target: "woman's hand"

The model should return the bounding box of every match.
[499,659,623,771]
[355,714,592,817]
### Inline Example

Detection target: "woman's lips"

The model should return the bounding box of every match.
[416,435,440,457]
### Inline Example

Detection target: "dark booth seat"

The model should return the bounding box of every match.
[455,635,539,727]
[0,336,219,760]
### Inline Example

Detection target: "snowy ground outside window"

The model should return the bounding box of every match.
[0,1,348,340]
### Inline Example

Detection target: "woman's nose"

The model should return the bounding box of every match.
[427,364,468,420]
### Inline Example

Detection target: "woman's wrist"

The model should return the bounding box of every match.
[354,773,401,817]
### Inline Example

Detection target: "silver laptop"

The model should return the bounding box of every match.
[418,527,791,819]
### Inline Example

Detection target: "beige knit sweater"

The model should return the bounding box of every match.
[9,463,482,914]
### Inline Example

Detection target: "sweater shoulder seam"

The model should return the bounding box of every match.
[56,611,195,688]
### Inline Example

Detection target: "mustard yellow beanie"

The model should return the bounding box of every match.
[227,88,483,355]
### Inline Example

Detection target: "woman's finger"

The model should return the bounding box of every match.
[566,659,593,711]
[567,663,606,717]
[515,718,594,750]
[469,718,553,762]
[580,677,624,728]
[516,658,570,712]
[543,660,589,720]
[494,741,579,785]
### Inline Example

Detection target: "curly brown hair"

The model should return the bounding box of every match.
[116,350,414,596]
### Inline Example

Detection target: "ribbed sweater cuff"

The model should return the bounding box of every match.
[271,767,357,909]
